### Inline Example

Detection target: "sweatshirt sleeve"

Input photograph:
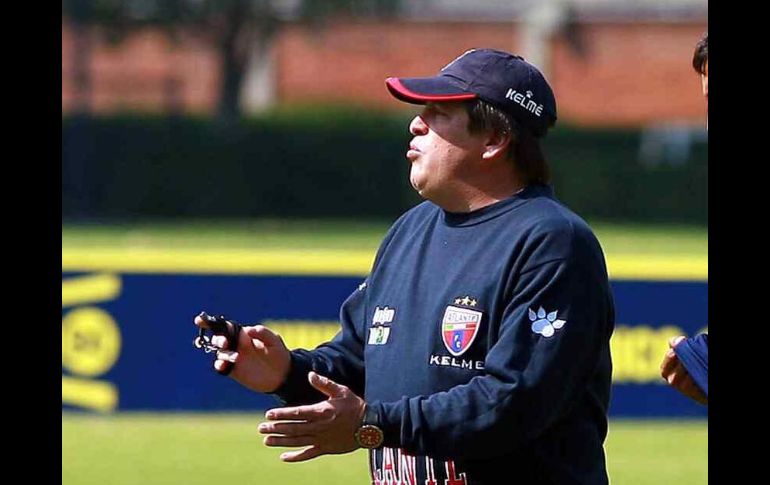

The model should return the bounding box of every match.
[271,213,409,405]
[673,333,708,396]
[371,241,614,460]
[271,280,368,405]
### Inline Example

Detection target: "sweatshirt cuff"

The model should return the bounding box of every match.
[271,350,325,405]
[371,398,409,449]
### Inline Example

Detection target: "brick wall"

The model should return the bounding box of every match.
[550,22,707,126]
[61,19,707,127]
[62,24,219,113]
[275,21,521,107]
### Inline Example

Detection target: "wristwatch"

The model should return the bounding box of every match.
[354,404,384,449]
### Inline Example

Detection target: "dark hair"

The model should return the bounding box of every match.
[692,32,708,75]
[464,99,551,185]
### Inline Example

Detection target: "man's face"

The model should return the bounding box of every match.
[701,60,708,129]
[406,102,486,203]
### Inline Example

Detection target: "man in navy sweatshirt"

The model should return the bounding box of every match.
[196,48,615,484]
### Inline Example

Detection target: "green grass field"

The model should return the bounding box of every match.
[61,413,707,485]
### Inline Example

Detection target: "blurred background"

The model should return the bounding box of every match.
[62,1,708,484]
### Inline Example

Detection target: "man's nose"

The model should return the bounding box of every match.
[409,115,428,136]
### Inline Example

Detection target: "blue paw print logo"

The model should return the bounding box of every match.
[529,307,566,338]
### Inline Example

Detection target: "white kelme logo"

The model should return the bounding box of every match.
[505,88,544,117]
[529,307,566,337]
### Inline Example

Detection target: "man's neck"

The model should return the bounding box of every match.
[433,180,528,213]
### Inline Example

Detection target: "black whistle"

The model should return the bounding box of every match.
[198,311,230,333]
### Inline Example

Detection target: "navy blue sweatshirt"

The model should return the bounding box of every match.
[274,184,615,485]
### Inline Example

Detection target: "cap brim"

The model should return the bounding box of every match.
[386,77,477,104]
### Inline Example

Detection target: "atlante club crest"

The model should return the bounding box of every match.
[441,305,482,356]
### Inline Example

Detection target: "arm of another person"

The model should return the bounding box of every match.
[660,336,708,405]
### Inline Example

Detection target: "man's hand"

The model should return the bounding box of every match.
[258,371,366,462]
[194,315,291,393]
[660,336,707,405]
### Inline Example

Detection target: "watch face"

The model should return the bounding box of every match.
[356,425,384,449]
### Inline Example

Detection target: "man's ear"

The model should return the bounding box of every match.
[481,129,512,161]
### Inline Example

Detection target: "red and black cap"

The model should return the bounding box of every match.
[386,48,557,137]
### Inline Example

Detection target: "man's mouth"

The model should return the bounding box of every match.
[407,143,421,159]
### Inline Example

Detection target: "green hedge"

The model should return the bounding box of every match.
[62,110,707,224]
